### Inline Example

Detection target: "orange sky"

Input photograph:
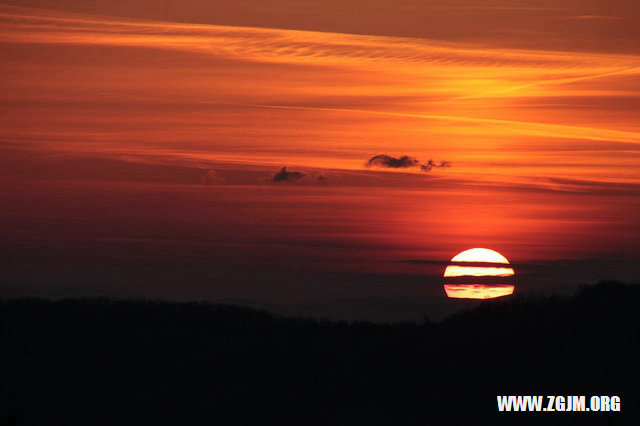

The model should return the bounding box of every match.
[1,1,639,317]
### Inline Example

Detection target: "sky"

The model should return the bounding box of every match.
[1,0,640,320]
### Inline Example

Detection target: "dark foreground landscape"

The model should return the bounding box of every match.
[1,281,638,425]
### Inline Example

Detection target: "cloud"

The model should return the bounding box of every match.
[201,169,225,185]
[366,154,451,172]
[8,6,622,76]
[272,166,306,182]
[366,154,420,169]
[269,168,340,184]
[313,172,342,184]
[421,160,452,172]
[564,15,628,21]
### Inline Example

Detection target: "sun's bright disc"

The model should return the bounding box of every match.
[450,248,510,264]
[443,248,515,299]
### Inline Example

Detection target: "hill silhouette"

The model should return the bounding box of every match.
[1,281,638,425]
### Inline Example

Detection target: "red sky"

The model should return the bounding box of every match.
[1,1,639,319]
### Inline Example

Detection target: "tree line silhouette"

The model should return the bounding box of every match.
[1,281,638,424]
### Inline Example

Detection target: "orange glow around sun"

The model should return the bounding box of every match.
[443,248,515,300]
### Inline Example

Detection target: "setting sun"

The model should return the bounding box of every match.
[444,248,515,299]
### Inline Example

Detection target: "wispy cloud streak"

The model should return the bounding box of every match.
[2,6,639,70]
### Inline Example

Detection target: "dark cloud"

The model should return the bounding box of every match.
[201,169,224,185]
[421,160,452,172]
[314,172,341,184]
[366,154,420,169]
[272,166,306,182]
[316,175,330,184]
[366,154,451,172]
